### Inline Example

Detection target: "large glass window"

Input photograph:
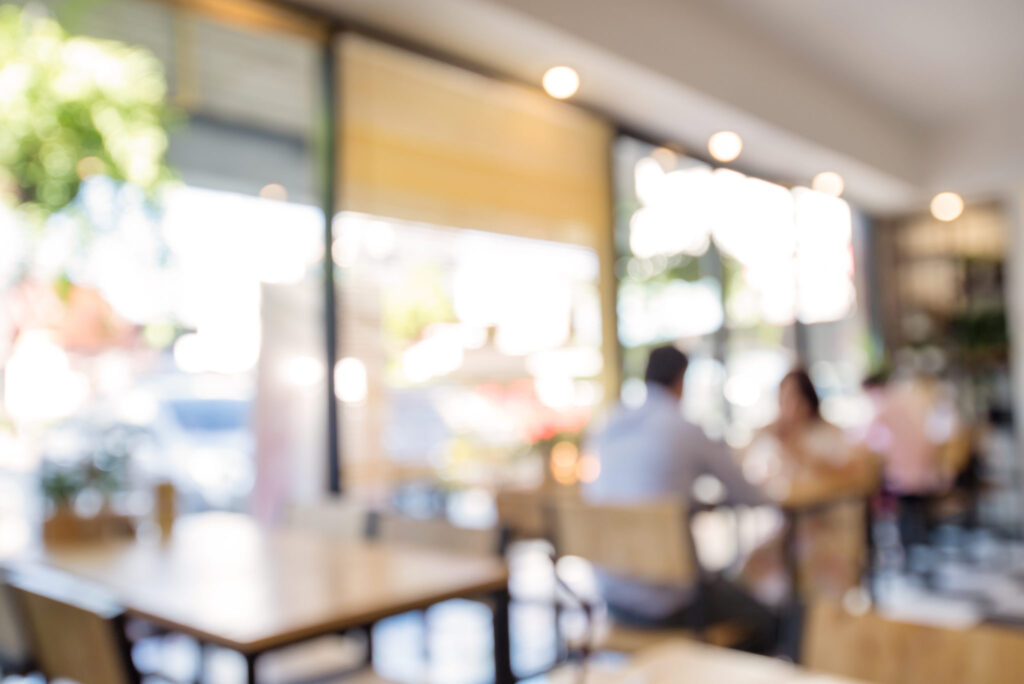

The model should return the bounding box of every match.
[335,36,614,495]
[614,135,869,445]
[336,213,602,495]
[0,0,328,540]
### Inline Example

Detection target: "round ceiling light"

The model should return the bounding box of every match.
[930,192,964,222]
[708,130,743,163]
[259,183,288,201]
[811,171,845,197]
[542,66,580,99]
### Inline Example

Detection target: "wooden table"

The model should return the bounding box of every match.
[543,639,868,683]
[8,513,512,683]
[618,638,867,683]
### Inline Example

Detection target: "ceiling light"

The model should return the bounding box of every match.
[542,66,580,99]
[930,192,964,222]
[259,183,288,202]
[811,171,844,197]
[708,131,742,163]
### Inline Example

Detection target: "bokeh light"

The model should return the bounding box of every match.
[708,130,743,162]
[259,183,288,202]
[576,453,601,483]
[542,66,580,99]
[811,171,845,197]
[550,440,579,485]
[930,191,964,222]
[335,357,368,404]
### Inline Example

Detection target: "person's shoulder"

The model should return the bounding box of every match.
[804,419,848,458]
[671,416,718,446]
[809,419,844,440]
[590,401,638,439]
[752,423,780,441]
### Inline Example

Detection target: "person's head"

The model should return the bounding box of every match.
[778,368,820,429]
[645,345,689,400]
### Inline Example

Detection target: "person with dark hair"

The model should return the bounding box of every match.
[740,368,873,605]
[643,344,690,388]
[584,344,776,653]
[779,368,821,428]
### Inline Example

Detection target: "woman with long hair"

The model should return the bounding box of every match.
[741,368,873,605]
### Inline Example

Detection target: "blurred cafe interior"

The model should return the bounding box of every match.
[1,0,1024,682]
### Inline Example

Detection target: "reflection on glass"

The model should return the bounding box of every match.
[335,212,603,491]
[615,135,867,444]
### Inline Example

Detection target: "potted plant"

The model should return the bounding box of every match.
[39,460,86,542]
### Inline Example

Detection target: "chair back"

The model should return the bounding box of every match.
[551,499,697,586]
[939,429,974,481]
[287,498,370,540]
[372,512,502,557]
[495,488,553,540]
[0,571,32,673]
[8,569,138,684]
[803,601,1024,684]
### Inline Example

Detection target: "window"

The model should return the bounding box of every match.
[614,135,868,444]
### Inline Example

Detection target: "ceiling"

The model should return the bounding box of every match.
[303,0,1024,214]
[708,0,1024,129]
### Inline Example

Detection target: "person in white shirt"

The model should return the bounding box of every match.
[584,345,777,653]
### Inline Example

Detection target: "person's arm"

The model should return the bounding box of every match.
[691,428,769,506]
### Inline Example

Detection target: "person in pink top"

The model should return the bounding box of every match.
[862,372,964,552]
[863,374,960,497]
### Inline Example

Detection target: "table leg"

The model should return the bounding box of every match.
[783,510,800,599]
[779,509,805,661]
[492,587,514,684]
[864,497,876,601]
[364,622,376,666]
[244,652,258,684]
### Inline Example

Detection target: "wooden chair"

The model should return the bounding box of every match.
[496,487,556,542]
[550,499,745,655]
[370,511,503,557]
[367,512,519,678]
[0,571,33,677]
[287,497,372,540]
[802,601,1024,684]
[259,636,398,684]
[7,569,139,684]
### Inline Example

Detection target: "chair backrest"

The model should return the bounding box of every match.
[803,601,1024,684]
[7,569,138,684]
[495,488,552,540]
[939,429,974,481]
[287,498,370,540]
[551,499,697,586]
[0,571,32,673]
[371,512,502,557]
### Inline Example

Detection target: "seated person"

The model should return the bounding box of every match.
[741,369,873,604]
[863,373,961,496]
[584,345,776,653]
[862,372,966,550]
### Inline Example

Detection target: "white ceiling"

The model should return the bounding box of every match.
[307,0,1024,214]
[708,0,1024,128]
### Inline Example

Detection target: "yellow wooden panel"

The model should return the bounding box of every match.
[338,35,613,249]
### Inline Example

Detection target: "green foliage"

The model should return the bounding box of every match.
[39,460,85,508]
[951,307,1008,361]
[39,423,141,506]
[382,264,456,343]
[0,4,172,222]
